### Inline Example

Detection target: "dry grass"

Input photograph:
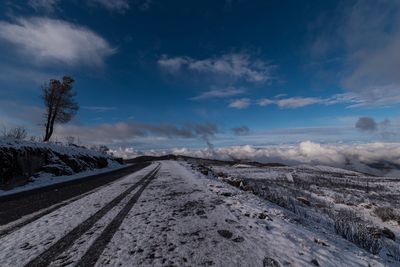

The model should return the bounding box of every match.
[373,206,400,223]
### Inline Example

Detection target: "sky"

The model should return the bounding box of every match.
[1,0,400,154]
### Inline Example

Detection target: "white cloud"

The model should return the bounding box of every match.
[0,17,115,67]
[229,98,251,109]
[28,0,60,12]
[88,0,130,12]
[312,0,400,106]
[113,141,400,176]
[158,53,274,83]
[191,87,245,100]
[275,97,321,109]
[158,55,188,72]
[254,93,362,109]
[257,98,274,106]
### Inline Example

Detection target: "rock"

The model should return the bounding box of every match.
[217,229,233,239]
[221,192,232,197]
[226,179,241,188]
[311,259,320,266]
[263,257,281,267]
[314,238,329,247]
[382,227,396,240]
[232,236,245,242]
[258,212,268,220]
[242,184,255,193]
[297,197,311,206]
[196,210,206,216]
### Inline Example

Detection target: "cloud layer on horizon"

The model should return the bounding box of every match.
[111,141,400,176]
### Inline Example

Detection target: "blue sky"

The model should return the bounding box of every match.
[1,0,400,150]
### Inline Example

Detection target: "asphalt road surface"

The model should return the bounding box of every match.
[0,162,150,226]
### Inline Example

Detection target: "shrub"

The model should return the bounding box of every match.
[1,126,27,140]
[333,209,382,254]
[65,136,75,145]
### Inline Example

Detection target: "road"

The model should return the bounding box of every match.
[0,162,150,226]
[0,163,160,266]
[0,161,387,266]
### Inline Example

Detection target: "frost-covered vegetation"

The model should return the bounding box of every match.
[188,159,400,264]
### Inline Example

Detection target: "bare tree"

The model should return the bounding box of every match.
[42,76,79,142]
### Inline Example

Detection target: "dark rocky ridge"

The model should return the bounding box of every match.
[0,139,123,189]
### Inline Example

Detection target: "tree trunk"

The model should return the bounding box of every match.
[45,105,59,142]
[43,107,52,142]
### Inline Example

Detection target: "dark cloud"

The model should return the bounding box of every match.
[231,126,250,136]
[355,117,377,132]
[54,121,218,145]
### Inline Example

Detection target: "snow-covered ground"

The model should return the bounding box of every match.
[0,138,123,195]
[0,163,157,266]
[0,160,396,266]
[199,160,400,264]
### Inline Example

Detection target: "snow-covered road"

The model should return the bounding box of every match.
[0,161,389,266]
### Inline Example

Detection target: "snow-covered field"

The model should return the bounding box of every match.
[0,160,397,266]
[192,159,400,265]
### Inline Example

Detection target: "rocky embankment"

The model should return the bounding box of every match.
[0,139,123,189]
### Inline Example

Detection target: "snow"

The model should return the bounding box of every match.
[232,163,254,168]
[0,138,123,197]
[96,161,388,266]
[0,163,157,266]
[0,160,397,266]
[205,160,400,264]
[0,138,111,158]
[0,160,124,197]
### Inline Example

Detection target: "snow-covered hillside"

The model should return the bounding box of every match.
[187,158,400,265]
[0,139,123,193]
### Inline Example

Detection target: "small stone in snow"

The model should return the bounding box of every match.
[311,259,320,266]
[263,257,281,267]
[217,229,233,239]
[314,238,329,246]
[233,236,245,242]
[382,227,395,240]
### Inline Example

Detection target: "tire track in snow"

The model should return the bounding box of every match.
[0,182,111,238]
[76,165,159,266]
[25,164,160,267]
